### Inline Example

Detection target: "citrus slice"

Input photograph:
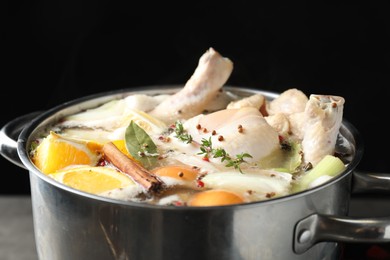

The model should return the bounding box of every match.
[121,109,166,134]
[111,139,132,158]
[111,139,144,164]
[31,131,103,174]
[151,165,199,182]
[188,189,245,207]
[48,166,135,194]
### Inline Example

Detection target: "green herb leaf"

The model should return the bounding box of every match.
[125,120,158,169]
[174,121,193,144]
[197,137,213,158]
[213,148,227,160]
[197,136,252,173]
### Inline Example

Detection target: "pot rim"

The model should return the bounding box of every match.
[17,84,364,210]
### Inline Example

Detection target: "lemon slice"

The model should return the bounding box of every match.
[32,132,103,174]
[121,109,166,134]
[49,166,135,194]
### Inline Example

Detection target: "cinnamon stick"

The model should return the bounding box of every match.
[102,142,164,193]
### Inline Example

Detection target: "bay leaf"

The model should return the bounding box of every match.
[125,120,158,169]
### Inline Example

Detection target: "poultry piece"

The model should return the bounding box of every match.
[301,94,345,166]
[263,89,344,167]
[264,113,291,137]
[261,88,308,139]
[267,88,308,116]
[227,94,265,110]
[149,47,233,124]
[181,107,280,165]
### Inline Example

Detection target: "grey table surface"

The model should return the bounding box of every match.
[0,196,38,260]
[1,195,389,260]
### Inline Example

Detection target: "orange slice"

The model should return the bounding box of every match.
[188,189,244,207]
[32,131,103,174]
[48,166,134,194]
[111,139,132,158]
[111,139,143,165]
[151,165,199,182]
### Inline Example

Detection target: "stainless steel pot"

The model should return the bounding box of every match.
[1,85,389,260]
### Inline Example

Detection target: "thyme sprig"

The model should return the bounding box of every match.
[197,137,252,173]
[172,123,252,173]
[198,137,213,157]
[174,121,193,144]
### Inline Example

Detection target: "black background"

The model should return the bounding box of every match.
[3,1,390,195]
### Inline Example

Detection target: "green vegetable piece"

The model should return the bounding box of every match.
[292,155,346,192]
[259,141,302,174]
[125,120,158,169]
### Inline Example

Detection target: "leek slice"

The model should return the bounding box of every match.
[292,155,346,192]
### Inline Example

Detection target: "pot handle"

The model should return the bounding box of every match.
[352,171,390,194]
[0,112,42,169]
[294,170,390,254]
[293,213,390,254]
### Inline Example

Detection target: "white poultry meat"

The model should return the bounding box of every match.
[180,107,280,166]
[267,88,308,116]
[262,89,345,168]
[301,94,345,166]
[149,47,233,124]
[227,93,265,110]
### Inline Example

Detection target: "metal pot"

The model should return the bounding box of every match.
[1,85,389,260]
